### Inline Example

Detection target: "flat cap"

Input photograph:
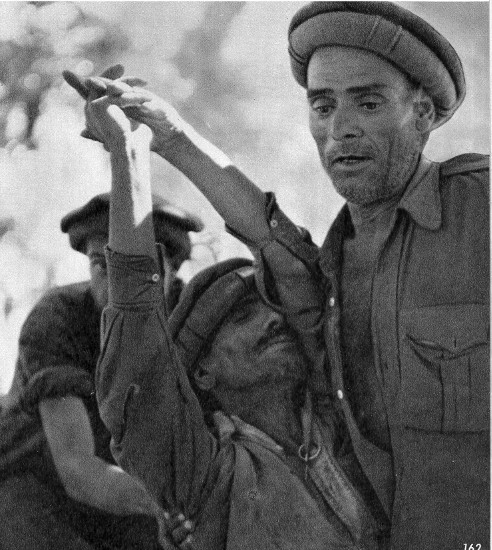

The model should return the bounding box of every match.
[169,258,255,373]
[288,1,465,127]
[61,193,203,269]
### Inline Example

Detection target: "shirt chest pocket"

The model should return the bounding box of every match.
[398,304,489,433]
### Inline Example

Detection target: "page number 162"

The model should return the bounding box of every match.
[464,545,481,550]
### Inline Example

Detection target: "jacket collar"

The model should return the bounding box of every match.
[398,156,442,231]
[320,155,442,275]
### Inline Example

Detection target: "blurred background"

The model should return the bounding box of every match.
[0,1,489,392]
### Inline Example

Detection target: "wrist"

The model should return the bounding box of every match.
[159,125,232,170]
[106,128,152,155]
[108,137,150,161]
[153,127,190,160]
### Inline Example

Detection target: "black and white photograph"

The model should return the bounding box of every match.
[0,2,489,549]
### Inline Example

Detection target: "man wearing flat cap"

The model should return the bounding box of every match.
[63,2,488,549]
[60,192,202,312]
[0,193,201,548]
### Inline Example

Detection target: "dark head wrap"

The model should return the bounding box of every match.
[169,258,255,373]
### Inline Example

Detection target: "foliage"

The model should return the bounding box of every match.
[0,1,129,149]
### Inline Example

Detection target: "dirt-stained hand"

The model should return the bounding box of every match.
[156,510,195,550]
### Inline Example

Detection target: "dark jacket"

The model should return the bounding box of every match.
[0,282,162,549]
[0,282,106,480]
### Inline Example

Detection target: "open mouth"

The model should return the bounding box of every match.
[333,154,372,166]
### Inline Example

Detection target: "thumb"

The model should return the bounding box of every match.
[80,129,101,142]
[63,70,89,99]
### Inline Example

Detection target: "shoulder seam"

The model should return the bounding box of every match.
[440,154,490,178]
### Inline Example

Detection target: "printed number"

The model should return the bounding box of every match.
[463,545,481,550]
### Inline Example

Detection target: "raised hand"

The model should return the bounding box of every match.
[84,87,152,153]
[63,65,148,141]
[86,76,189,155]
[63,65,125,99]
[64,66,190,155]
[63,65,148,101]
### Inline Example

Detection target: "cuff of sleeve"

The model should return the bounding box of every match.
[226,193,321,312]
[264,192,319,265]
[105,246,166,308]
[226,192,319,266]
[20,366,94,415]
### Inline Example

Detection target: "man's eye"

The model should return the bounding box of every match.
[361,102,380,111]
[310,99,335,115]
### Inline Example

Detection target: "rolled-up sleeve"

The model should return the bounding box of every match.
[96,247,214,517]
[14,291,96,415]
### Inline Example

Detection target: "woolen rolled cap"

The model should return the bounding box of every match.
[288,1,466,128]
[61,193,203,269]
[169,258,255,373]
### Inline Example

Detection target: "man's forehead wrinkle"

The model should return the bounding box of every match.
[307,83,390,98]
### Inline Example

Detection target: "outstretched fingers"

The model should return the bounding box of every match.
[85,77,151,107]
[63,65,146,100]
[63,70,90,99]
[64,65,156,144]
[120,76,148,87]
[100,64,125,80]
[63,65,125,99]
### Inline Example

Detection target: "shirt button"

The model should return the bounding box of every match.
[337,389,344,400]
[329,296,335,307]
[151,273,160,282]
[270,219,278,228]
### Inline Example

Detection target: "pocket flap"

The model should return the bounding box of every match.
[402,303,489,354]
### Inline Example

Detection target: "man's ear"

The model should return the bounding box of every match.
[414,91,435,133]
[193,364,216,391]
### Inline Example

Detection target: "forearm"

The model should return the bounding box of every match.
[61,454,160,517]
[108,136,156,259]
[160,129,271,244]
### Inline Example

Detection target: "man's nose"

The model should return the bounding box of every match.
[263,311,285,334]
[330,106,362,141]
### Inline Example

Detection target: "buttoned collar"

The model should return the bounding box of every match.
[320,155,442,276]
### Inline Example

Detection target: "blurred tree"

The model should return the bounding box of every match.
[171,2,260,156]
[0,1,129,149]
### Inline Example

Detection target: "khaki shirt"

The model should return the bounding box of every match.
[251,153,489,549]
